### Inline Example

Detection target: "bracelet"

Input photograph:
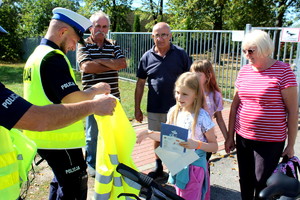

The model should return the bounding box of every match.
[196,140,202,149]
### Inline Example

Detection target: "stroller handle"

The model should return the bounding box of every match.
[117,163,185,200]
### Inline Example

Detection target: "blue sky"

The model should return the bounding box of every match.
[132,0,142,8]
[131,0,169,10]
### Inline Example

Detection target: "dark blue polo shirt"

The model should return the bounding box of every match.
[0,82,32,130]
[137,43,191,113]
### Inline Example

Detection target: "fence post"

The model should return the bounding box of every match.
[241,24,252,68]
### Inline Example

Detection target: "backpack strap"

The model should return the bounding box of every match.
[274,156,300,179]
[287,160,297,179]
[290,156,300,179]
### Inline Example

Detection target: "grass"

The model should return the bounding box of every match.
[0,63,148,199]
[0,63,148,120]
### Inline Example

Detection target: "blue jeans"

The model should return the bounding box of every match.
[85,115,98,169]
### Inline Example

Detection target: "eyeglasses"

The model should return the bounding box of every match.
[242,49,255,54]
[152,33,169,39]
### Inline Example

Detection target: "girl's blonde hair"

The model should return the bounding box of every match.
[168,72,205,137]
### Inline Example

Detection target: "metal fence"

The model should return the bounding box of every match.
[110,30,242,102]
[22,24,300,103]
[109,24,300,102]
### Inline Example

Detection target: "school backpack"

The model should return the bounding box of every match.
[274,155,300,180]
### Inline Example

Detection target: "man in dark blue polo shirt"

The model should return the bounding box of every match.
[135,22,191,179]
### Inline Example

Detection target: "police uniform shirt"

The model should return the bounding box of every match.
[0,82,32,130]
[40,38,80,104]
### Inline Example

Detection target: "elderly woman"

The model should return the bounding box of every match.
[225,30,298,200]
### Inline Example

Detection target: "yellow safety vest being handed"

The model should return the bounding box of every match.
[94,98,140,200]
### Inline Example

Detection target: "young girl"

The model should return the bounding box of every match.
[137,72,218,200]
[190,60,228,141]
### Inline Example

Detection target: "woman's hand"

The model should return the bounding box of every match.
[282,144,295,158]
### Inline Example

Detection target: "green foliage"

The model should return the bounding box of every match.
[0,64,24,84]
[0,0,80,62]
[139,0,164,30]
[0,64,24,95]
[167,0,214,30]
[224,0,275,30]
[0,63,147,120]
[128,35,139,72]
[19,0,80,38]
[133,15,141,32]
[0,1,23,61]
[185,16,192,30]
[1,0,300,62]
[167,0,299,30]
[81,0,132,32]
[119,79,148,119]
[274,0,300,27]
[128,22,139,72]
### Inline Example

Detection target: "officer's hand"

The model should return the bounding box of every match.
[92,82,111,95]
[93,95,116,116]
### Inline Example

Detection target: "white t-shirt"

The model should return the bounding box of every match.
[167,106,215,142]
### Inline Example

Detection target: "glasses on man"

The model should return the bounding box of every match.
[242,49,255,54]
[152,33,169,39]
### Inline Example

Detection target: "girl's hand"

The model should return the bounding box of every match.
[179,138,199,149]
[136,129,150,144]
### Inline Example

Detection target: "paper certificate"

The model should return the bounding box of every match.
[160,123,188,153]
[161,135,185,154]
[155,147,199,175]
[157,123,199,175]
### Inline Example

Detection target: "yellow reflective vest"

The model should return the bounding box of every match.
[94,99,140,200]
[23,45,85,149]
[0,126,20,200]
[10,128,37,184]
[0,126,37,200]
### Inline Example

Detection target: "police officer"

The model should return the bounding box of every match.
[0,25,116,200]
[22,7,116,200]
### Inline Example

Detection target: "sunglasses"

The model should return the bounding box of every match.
[242,49,255,54]
[152,33,169,39]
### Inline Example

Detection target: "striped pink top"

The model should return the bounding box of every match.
[235,61,297,142]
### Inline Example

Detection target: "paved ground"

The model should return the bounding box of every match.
[132,104,231,173]
[87,105,232,199]
[84,105,300,199]
[25,105,300,200]
[130,105,300,200]
[130,105,237,200]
